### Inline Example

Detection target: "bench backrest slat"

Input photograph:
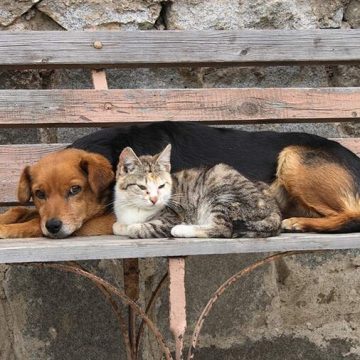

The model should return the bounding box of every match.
[0,30,359,69]
[0,88,359,127]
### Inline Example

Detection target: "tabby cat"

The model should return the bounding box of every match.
[112,144,281,238]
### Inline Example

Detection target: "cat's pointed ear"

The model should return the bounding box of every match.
[156,144,171,172]
[117,147,141,176]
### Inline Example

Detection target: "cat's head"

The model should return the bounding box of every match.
[115,144,172,209]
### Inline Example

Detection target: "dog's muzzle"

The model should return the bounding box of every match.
[45,218,63,235]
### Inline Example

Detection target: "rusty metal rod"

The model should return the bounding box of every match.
[97,284,134,360]
[35,262,173,360]
[136,271,169,359]
[123,258,140,359]
[187,251,313,360]
[66,262,133,360]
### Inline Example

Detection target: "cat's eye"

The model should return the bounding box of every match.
[69,185,82,196]
[137,184,147,190]
[35,190,46,200]
[158,184,165,189]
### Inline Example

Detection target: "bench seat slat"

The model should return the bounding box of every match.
[0,88,359,127]
[0,233,359,263]
[0,139,359,205]
[0,30,359,69]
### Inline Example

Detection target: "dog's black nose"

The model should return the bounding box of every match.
[45,218,63,234]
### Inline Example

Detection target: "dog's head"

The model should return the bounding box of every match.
[18,149,114,238]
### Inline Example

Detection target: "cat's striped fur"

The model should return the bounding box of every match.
[113,145,281,239]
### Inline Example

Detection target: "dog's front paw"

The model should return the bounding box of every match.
[0,225,15,239]
[281,218,305,232]
[112,222,128,236]
[0,225,7,239]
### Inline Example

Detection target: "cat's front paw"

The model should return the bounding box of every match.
[127,224,150,238]
[112,222,128,236]
[171,224,196,238]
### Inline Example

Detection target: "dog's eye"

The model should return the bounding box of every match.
[35,190,46,200]
[137,184,147,190]
[158,184,165,189]
[69,185,82,196]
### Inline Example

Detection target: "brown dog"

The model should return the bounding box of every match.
[0,149,116,238]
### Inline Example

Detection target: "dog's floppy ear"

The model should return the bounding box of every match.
[17,166,32,203]
[80,153,114,195]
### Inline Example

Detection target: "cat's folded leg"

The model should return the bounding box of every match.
[171,224,199,238]
[171,223,232,238]
[126,220,173,238]
[232,212,282,238]
[172,204,234,238]
[230,179,282,237]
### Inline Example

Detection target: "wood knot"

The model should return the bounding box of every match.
[239,102,259,116]
[104,102,112,110]
[93,40,103,49]
[240,48,249,56]
[313,37,321,46]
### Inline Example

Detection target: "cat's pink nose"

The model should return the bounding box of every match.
[150,196,158,204]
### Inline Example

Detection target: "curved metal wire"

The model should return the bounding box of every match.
[34,262,173,360]
[66,262,133,360]
[135,272,169,359]
[187,250,312,360]
[97,284,134,360]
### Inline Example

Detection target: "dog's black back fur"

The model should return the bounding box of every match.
[71,122,360,184]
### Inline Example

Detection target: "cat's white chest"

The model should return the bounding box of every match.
[114,189,157,225]
[116,206,155,225]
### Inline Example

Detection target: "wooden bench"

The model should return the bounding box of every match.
[0,30,360,360]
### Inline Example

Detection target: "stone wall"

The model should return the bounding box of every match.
[0,1,360,359]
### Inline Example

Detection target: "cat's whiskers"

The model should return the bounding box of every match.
[111,199,137,208]
[104,200,116,208]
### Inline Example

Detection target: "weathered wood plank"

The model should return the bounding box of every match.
[0,139,360,204]
[0,30,359,69]
[0,88,359,127]
[0,233,360,263]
